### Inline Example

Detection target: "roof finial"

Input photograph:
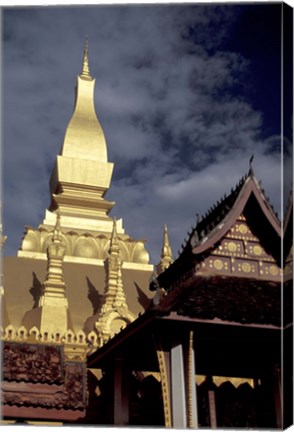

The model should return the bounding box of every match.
[81,36,91,78]
[248,154,254,176]
[156,224,173,274]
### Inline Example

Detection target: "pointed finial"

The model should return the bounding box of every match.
[81,36,91,78]
[162,224,172,258]
[109,218,120,254]
[157,224,173,274]
[249,154,254,176]
[52,210,62,243]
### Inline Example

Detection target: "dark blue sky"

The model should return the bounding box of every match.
[2,3,288,263]
[221,4,281,140]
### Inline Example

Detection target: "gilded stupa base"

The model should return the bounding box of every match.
[18,211,152,270]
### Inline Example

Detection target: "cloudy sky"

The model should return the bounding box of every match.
[2,3,292,264]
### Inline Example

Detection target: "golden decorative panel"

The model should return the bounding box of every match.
[238,224,248,234]
[241,262,251,273]
[227,242,237,252]
[155,345,172,427]
[234,259,258,275]
[269,265,279,276]
[207,257,230,273]
[253,245,262,256]
[214,259,223,270]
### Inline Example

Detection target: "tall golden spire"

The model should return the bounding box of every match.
[48,38,114,222]
[81,36,91,79]
[18,40,151,271]
[156,224,173,274]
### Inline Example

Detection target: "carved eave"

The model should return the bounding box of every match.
[191,174,281,260]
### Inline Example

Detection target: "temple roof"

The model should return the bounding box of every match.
[153,167,282,291]
[190,169,280,254]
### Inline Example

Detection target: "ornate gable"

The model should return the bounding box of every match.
[154,168,282,292]
[197,212,281,281]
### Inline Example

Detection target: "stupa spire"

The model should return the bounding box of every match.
[81,36,91,79]
[52,210,62,243]
[42,213,67,298]
[95,218,135,344]
[156,224,173,274]
[109,218,120,254]
[22,214,72,335]
[47,38,115,224]
[18,41,151,272]
[102,218,126,311]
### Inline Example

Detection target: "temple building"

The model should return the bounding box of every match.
[1,42,292,428]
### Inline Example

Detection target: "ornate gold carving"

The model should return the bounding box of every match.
[238,224,248,234]
[214,259,223,270]
[228,242,237,252]
[95,220,135,343]
[241,262,251,273]
[253,245,262,255]
[1,325,94,359]
[155,341,171,427]
[269,265,279,276]
[19,221,151,266]
[22,213,71,335]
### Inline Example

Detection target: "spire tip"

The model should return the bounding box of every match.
[81,36,91,79]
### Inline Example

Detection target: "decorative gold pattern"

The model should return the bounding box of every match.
[253,245,262,255]
[155,341,171,427]
[238,224,248,234]
[269,265,279,276]
[228,242,237,252]
[207,215,280,280]
[213,259,223,270]
[241,262,251,273]
[95,219,135,343]
[1,324,95,360]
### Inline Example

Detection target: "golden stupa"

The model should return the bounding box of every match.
[18,39,151,271]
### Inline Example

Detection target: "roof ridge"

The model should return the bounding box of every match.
[188,171,248,248]
[255,177,280,222]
